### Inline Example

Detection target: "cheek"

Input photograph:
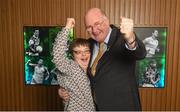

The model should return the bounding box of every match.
[87,54,91,58]
[73,55,81,61]
[100,26,109,37]
[88,32,95,38]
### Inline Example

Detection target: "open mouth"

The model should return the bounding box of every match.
[81,57,89,62]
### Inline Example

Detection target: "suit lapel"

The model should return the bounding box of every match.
[95,25,119,75]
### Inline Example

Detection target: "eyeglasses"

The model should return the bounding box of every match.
[73,50,90,55]
[86,19,104,32]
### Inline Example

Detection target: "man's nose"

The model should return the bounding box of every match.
[92,26,98,33]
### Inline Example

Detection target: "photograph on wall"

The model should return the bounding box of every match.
[24,26,74,85]
[134,27,167,88]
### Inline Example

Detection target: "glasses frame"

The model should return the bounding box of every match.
[86,17,105,32]
[73,49,90,55]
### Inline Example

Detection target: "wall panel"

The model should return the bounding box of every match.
[0,0,180,110]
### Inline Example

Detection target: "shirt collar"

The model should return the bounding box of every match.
[104,27,112,45]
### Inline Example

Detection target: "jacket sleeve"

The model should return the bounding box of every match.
[128,34,147,60]
[115,33,147,60]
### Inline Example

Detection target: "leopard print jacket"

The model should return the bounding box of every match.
[52,28,95,111]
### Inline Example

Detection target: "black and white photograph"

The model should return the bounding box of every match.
[134,27,167,88]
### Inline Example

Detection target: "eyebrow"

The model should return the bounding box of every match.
[86,17,105,26]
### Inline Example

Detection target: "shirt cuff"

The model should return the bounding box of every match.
[125,43,137,50]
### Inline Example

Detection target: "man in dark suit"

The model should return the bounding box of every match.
[84,8,146,111]
[58,8,146,111]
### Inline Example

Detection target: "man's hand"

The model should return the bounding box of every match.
[119,17,135,44]
[65,18,75,29]
[58,87,70,102]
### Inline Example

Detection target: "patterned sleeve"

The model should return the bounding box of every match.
[52,27,77,75]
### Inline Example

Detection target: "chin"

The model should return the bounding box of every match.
[80,65,88,70]
[81,63,88,68]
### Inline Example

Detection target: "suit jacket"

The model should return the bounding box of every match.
[87,25,146,111]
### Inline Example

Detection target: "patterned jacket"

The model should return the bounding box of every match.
[52,28,95,111]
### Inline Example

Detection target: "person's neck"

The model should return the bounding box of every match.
[83,68,87,73]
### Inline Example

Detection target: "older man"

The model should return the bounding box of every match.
[59,8,146,111]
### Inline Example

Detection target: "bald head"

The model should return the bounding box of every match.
[85,8,106,22]
[84,8,110,42]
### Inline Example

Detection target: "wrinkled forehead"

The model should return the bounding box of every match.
[85,10,103,25]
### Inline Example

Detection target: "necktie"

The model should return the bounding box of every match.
[91,43,104,76]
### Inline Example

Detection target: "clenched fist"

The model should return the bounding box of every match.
[119,17,135,44]
[66,18,75,29]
